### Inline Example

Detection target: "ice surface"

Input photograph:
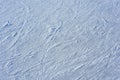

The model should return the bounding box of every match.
[0,0,120,80]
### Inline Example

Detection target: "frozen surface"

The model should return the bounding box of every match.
[0,0,120,80]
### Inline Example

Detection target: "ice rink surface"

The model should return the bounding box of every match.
[0,0,120,80]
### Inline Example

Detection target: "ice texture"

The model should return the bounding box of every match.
[0,0,120,80]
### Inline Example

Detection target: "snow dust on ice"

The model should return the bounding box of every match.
[0,0,120,80]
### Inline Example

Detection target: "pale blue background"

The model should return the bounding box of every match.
[0,0,120,80]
